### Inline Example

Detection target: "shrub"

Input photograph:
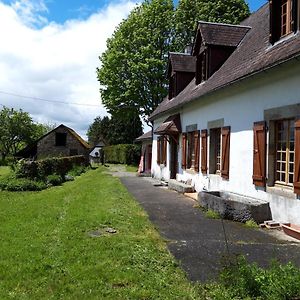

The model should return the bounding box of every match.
[104,144,141,165]
[67,165,87,177]
[46,174,63,186]
[0,176,47,191]
[15,155,88,180]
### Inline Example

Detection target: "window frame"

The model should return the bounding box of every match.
[274,118,295,187]
[157,136,167,166]
[209,128,222,175]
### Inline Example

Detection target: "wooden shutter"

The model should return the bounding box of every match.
[194,131,200,172]
[157,138,161,164]
[182,133,187,169]
[253,121,267,187]
[162,137,167,166]
[294,119,300,195]
[269,0,281,44]
[201,129,208,174]
[221,126,230,180]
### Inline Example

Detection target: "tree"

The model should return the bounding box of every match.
[87,114,143,146]
[87,116,111,146]
[97,0,175,125]
[97,0,250,123]
[0,107,37,160]
[174,0,250,51]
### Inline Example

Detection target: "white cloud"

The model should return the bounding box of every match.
[0,0,138,139]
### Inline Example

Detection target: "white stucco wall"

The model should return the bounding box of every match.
[152,59,300,223]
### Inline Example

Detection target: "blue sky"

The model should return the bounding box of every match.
[0,0,267,137]
[1,0,267,24]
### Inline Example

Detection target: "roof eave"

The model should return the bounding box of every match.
[150,53,300,121]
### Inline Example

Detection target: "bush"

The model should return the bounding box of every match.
[67,165,87,177]
[15,156,88,180]
[0,176,47,191]
[215,255,300,300]
[46,174,63,186]
[104,144,141,165]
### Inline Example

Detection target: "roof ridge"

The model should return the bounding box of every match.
[198,20,251,29]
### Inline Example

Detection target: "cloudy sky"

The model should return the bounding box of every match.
[0,0,266,139]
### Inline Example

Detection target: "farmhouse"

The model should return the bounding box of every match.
[16,124,90,160]
[150,1,300,224]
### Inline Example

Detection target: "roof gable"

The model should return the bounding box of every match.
[193,21,250,55]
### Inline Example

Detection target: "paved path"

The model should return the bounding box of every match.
[120,176,300,282]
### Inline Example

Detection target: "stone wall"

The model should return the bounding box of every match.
[37,127,89,159]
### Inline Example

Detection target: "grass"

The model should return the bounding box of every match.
[0,166,12,177]
[125,164,138,172]
[0,167,199,299]
[244,219,259,229]
[205,208,221,219]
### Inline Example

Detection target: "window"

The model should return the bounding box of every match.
[157,136,167,166]
[69,149,78,156]
[209,128,221,174]
[270,0,298,44]
[209,127,230,179]
[181,131,200,171]
[281,0,294,36]
[275,119,295,186]
[187,131,196,169]
[55,132,67,146]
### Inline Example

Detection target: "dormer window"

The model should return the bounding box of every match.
[281,0,294,36]
[270,0,298,44]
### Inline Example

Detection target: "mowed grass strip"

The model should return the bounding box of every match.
[0,167,198,299]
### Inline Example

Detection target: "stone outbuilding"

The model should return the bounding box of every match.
[16,124,90,160]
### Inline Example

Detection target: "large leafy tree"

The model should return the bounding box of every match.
[97,0,175,124]
[87,114,143,146]
[174,0,250,51]
[0,107,38,160]
[97,0,250,123]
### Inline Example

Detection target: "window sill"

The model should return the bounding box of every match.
[266,185,296,199]
[268,31,297,49]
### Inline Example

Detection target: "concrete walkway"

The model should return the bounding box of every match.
[120,176,300,282]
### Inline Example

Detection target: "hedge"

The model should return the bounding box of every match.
[15,155,88,180]
[103,144,141,165]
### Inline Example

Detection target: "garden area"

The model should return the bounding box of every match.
[0,165,300,299]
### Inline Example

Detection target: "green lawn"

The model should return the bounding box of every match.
[0,167,199,299]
